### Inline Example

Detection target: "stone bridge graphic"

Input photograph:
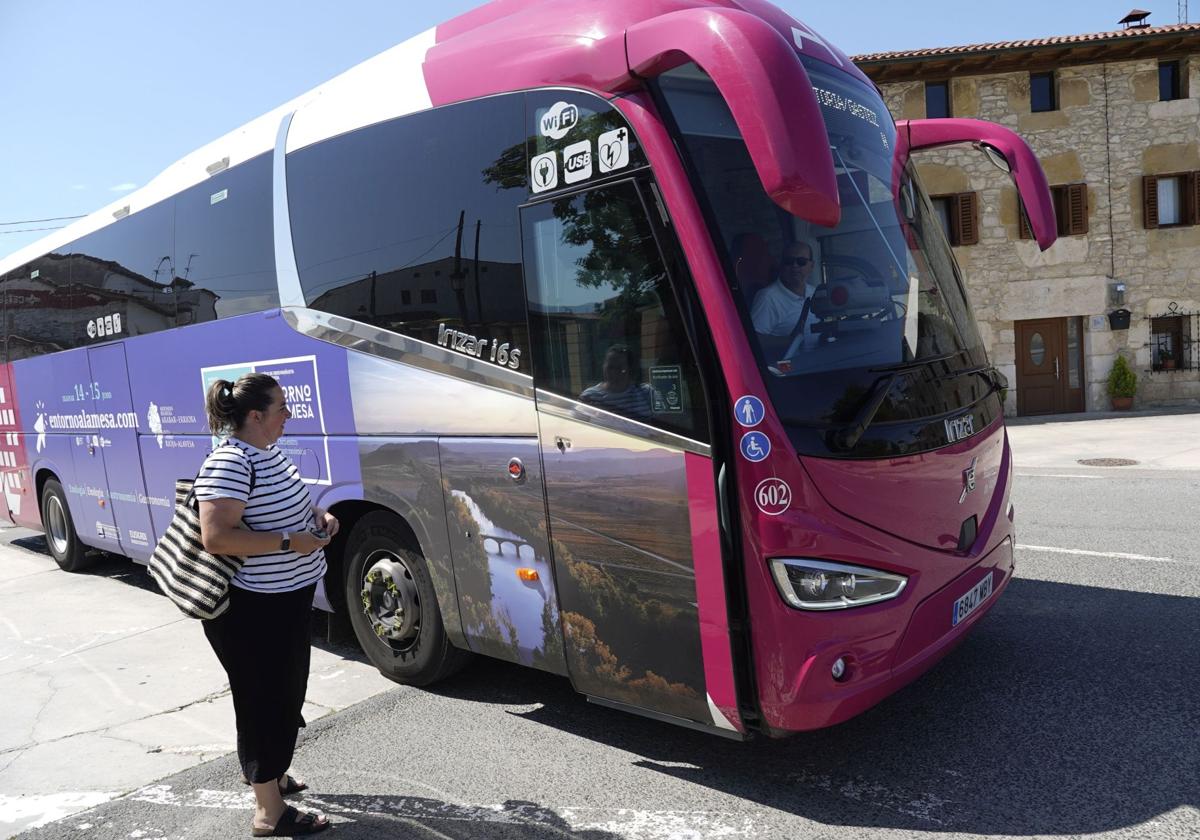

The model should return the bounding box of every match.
[480,533,536,561]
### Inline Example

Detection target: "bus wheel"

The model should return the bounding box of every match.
[343,512,470,685]
[41,479,90,572]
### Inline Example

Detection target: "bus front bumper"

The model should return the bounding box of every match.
[759,537,1014,735]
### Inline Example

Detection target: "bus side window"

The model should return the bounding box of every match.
[8,250,74,360]
[70,199,177,343]
[288,93,530,355]
[522,182,709,443]
[174,153,277,324]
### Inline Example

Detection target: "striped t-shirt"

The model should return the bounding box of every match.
[193,439,327,593]
[579,382,654,420]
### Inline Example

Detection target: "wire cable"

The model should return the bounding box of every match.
[0,226,66,235]
[0,215,85,226]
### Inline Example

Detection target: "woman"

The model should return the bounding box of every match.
[197,372,337,836]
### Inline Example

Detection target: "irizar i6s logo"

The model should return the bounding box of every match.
[438,323,521,370]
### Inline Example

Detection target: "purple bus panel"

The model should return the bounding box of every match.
[6,311,363,560]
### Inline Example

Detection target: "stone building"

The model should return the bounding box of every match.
[855,17,1200,415]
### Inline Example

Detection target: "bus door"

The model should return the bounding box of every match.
[83,343,154,558]
[520,179,740,732]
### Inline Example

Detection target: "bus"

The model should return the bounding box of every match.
[0,0,1057,738]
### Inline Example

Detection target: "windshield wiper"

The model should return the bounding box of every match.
[831,353,960,452]
[832,356,1006,452]
[868,351,961,374]
[933,362,1008,393]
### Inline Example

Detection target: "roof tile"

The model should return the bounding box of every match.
[852,22,1200,63]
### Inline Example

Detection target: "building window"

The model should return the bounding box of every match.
[1020,184,1087,238]
[930,192,979,246]
[1143,173,1198,228]
[1030,72,1057,112]
[420,289,437,305]
[1159,60,1184,101]
[1150,314,1191,371]
[1159,177,1184,225]
[925,81,951,118]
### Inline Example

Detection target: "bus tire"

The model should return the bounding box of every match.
[40,478,90,572]
[343,511,470,686]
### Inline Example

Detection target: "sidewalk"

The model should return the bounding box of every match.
[0,533,394,836]
[1006,408,1200,471]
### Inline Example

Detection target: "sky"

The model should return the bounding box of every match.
[0,1,1187,261]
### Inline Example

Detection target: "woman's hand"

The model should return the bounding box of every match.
[318,510,340,538]
[291,529,331,556]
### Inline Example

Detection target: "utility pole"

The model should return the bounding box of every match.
[1181,0,1189,24]
[451,210,468,326]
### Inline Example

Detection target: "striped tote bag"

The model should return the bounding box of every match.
[148,474,248,620]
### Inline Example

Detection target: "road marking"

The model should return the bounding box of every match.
[1014,473,1104,479]
[0,792,118,830]
[788,769,949,825]
[1017,544,1192,565]
[129,785,758,838]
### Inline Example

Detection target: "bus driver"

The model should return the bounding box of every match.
[751,240,819,338]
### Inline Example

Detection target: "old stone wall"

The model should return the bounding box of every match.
[878,57,1200,412]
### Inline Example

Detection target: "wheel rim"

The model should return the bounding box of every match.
[360,550,421,651]
[45,495,70,557]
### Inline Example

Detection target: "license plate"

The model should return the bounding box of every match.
[952,571,994,626]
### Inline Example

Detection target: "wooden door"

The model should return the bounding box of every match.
[1016,317,1084,415]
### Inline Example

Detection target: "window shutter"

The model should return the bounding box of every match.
[1018,200,1032,240]
[1066,184,1088,235]
[945,197,963,245]
[957,192,979,245]
[1144,175,1160,229]
[1190,172,1200,225]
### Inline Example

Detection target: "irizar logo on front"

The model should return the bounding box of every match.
[944,413,975,444]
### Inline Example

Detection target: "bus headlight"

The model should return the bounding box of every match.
[769,559,907,610]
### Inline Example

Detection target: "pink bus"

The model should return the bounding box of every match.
[0,0,1056,738]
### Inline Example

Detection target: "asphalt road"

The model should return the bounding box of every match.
[13,464,1200,839]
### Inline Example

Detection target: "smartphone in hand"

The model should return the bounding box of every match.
[310,527,329,540]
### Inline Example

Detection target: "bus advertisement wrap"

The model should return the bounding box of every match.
[0,0,1054,737]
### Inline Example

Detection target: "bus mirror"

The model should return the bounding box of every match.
[626,8,841,227]
[896,118,1057,251]
[977,143,1011,174]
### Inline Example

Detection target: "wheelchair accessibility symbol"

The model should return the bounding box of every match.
[740,431,770,462]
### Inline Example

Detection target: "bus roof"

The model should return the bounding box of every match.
[1,0,860,277]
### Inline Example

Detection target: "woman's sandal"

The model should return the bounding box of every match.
[251,805,329,836]
[241,774,309,796]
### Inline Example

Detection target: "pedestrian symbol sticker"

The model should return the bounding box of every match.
[735,395,765,427]
[598,127,630,173]
[563,139,592,185]
[740,431,770,462]
[531,151,558,193]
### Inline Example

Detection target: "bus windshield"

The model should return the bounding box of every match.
[656,58,996,457]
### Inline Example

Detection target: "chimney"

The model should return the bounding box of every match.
[1119,9,1152,28]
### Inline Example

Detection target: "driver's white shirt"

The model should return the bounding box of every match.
[751,279,816,336]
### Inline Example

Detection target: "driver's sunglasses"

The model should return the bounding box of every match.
[782,256,811,267]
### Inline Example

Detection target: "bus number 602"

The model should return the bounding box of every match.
[755,478,791,516]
